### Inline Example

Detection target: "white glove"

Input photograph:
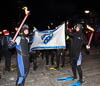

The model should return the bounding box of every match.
[33,27,37,32]
[86,45,90,49]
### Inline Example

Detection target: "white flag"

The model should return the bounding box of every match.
[30,23,66,50]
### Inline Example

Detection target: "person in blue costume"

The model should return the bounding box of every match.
[9,24,30,86]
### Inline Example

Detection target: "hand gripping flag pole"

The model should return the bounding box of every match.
[86,25,95,46]
[12,6,30,42]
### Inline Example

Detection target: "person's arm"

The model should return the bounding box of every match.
[82,34,88,45]
[28,36,34,44]
[8,41,16,49]
[8,36,20,48]
[82,34,90,49]
[66,29,74,38]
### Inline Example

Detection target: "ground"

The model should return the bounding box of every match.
[0,46,100,86]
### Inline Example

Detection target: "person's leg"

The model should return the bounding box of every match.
[77,65,83,83]
[77,52,83,83]
[50,50,55,65]
[71,60,77,79]
[33,54,37,70]
[16,54,28,86]
[4,52,11,71]
[0,49,2,63]
[16,65,25,86]
[61,56,65,67]
[29,53,33,63]
[16,69,21,86]
[16,70,25,86]
[0,73,1,79]
[41,50,45,60]
[51,56,54,65]
[55,50,63,69]
[61,50,65,67]
[55,52,60,69]
[45,51,49,65]
[0,56,1,63]
[24,55,30,76]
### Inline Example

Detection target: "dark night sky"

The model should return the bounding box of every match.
[0,0,99,30]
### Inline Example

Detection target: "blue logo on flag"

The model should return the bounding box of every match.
[41,33,53,44]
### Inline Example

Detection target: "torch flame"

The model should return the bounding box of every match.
[22,6,30,15]
[66,20,69,25]
[87,25,95,32]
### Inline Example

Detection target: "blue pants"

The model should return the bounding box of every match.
[16,54,29,86]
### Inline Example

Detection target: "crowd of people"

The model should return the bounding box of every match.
[0,21,100,86]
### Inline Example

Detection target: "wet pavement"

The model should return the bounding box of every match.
[0,46,100,86]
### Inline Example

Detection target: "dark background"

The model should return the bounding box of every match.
[0,0,99,31]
